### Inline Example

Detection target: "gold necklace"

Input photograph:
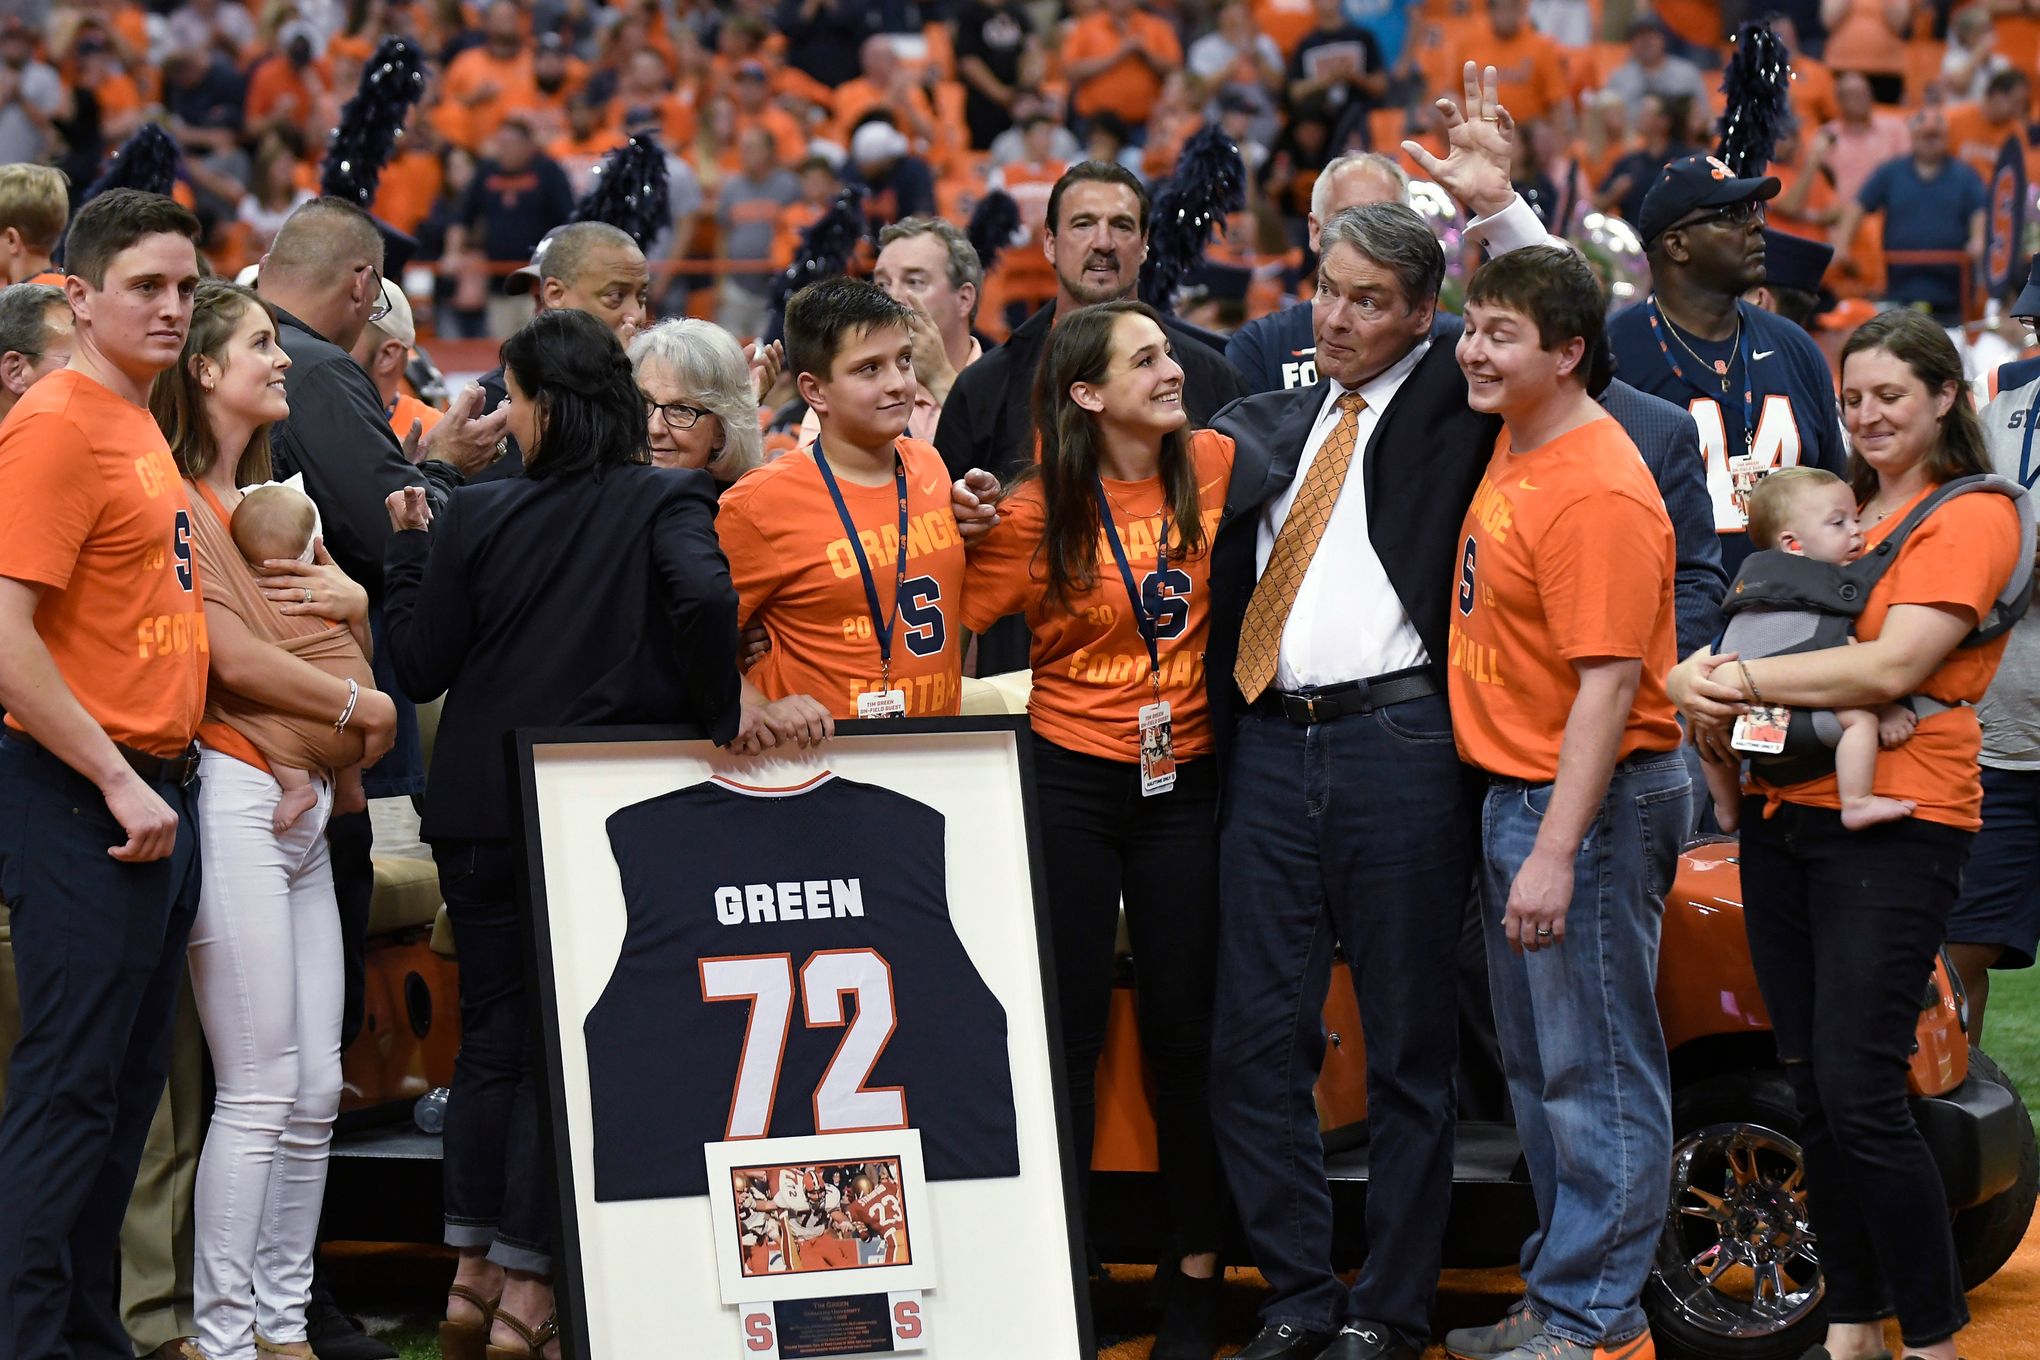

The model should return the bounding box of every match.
[1661,308,1741,395]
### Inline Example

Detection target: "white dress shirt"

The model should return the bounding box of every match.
[1255,340,1431,690]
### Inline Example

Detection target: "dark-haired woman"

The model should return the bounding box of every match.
[1670,309,2026,1360]
[963,300,1230,1360]
[383,309,742,1360]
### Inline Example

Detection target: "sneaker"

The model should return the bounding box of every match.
[1445,1300,1545,1360]
[1496,1329,1656,1360]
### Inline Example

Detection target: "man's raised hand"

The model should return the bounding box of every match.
[1402,62,1516,219]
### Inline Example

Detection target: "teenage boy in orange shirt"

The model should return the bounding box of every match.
[1442,244,1689,1360]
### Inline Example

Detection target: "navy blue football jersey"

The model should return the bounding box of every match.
[587,772,1020,1201]
[1606,298,1847,575]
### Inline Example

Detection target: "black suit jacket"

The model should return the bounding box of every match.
[383,463,741,842]
[1206,333,1499,781]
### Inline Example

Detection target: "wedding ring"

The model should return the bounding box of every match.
[302,588,313,604]
[1482,114,1501,122]
[1535,926,1553,937]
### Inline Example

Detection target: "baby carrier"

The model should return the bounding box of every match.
[1718,474,2037,784]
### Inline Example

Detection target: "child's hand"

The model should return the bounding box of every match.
[1877,702,1918,748]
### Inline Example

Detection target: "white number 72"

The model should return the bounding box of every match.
[698,948,905,1139]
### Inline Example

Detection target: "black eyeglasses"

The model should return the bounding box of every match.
[645,397,711,429]
[1669,199,1766,233]
[357,264,392,323]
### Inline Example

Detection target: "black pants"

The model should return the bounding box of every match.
[325,809,373,1051]
[1031,736,1223,1257]
[0,738,202,1360]
[435,837,553,1273]
[1739,798,1971,1347]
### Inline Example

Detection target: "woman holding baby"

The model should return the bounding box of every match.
[154,278,396,1360]
[1670,309,2025,1360]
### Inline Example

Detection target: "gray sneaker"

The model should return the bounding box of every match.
[1443,1300,1544,1360]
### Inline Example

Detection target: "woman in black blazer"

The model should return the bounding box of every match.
[382,309,741,1360]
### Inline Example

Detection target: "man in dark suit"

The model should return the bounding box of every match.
[1203,71,1557,1360]
[935,160,1247,674]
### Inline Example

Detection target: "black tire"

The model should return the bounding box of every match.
[1952,1048,2039,1291]
[1646,1070,1828,1360]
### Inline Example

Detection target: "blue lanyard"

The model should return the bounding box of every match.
[815,446,910,688]
[1648,298,1756,455]
[2021,384,2040,490]
[1091,475,1167,692]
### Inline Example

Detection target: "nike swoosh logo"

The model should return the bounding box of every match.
[921,479,940,495]
[1290,346,1317,357]
[1752,349,1775,360]
[1519,478,1540,491]
[1200,476,1224,496]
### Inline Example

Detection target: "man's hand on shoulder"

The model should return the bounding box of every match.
[1403,61,1516,220]
[421,384,511,478]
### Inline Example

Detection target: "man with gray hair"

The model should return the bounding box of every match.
[0,281,68,424]
[1200,70,1558,1360]
[1225,152,1411,393]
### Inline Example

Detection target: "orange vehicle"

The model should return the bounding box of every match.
[1088,838,2038,1360]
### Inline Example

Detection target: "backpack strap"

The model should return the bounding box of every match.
[1844,474,2036,647]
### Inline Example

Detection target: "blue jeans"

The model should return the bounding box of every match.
[1212,693,1477,1341]
[1478,750,1689,1346]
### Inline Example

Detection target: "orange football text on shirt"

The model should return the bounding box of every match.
[1466,476,1514,544]
[137,609,210,660]
[1447,619,1505,688]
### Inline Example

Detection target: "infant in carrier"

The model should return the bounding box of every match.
[229,483,370,831]
[1699,468,1919,833]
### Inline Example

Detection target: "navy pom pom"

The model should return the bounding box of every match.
[78,124,182,204]
[571,134,671,251]
[321,36,428,206]
[1715,23,1795,177]
[968,188,1021,275]
[1139,125,1247,311]
[765,188,870,343]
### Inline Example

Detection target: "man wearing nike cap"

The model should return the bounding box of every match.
[1605,154,1847,576]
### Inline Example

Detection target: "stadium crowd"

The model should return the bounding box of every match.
[0,2,2036,1360]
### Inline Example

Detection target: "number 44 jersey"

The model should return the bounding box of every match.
[587,772,1021,1201]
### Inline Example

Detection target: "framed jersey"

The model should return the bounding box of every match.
[514,718,1092,1360]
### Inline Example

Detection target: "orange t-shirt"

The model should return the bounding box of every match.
[829,77,936,147]
[1790,56,1840,129]
[963,431,1232,761]
[438,47,539,149]
[1769,166,1838,242]
[1062,11,1183,124]
[1942,101,2040,188]
[1753,487,2022,830]
[1448,414,1682,782]
[1461,28,1571,126]
[390,391,443,441]
[718,437,966,718]
[371,149,445,236]
[0,370,207,756]
[1252,0,1318,58]
[1823,0,1906,75]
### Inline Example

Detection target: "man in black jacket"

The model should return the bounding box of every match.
[256,197,503,1360]
[935,160,1246,672]
[1202,73,1550,1360]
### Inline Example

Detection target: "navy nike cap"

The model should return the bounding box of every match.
[1637,154,1781,248]
[2014,253,2040,319]
[1762,228,1833,295]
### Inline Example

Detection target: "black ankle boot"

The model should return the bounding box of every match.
[1151,1267,1221,1360]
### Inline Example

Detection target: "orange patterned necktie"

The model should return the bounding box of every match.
[1234,391,1368,703]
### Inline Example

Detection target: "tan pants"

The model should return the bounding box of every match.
[0,902,204,1356]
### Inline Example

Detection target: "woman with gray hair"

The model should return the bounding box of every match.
[627,318,762,484]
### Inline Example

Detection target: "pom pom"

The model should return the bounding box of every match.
[1139,124,1247,311]
[570,135,672,251]
[78,124,182,204]
[1714,22,1795,178]
[967,189,1021,276]
[764,188,870,343]
[321,36,428,206]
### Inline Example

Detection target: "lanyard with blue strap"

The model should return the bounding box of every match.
[2021,384,2040,490]
[1091,474,1176,793]
[815,444,910,709]
[1647,297,1756,458]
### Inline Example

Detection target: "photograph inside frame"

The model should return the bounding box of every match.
[516,720,1092,1359]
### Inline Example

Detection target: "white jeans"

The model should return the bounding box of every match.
[188,750,343,1360]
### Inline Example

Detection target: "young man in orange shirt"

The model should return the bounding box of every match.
[718,278,966,742]
[0,189,213,1360]
[1444,245,1689,1360]
[1062,0,1184,129]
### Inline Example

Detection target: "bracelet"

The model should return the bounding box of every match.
[1736,659,1765,707]
[334,678,360,732]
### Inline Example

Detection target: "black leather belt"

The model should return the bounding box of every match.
[3,730,201,787]
[1252,665,1442,726]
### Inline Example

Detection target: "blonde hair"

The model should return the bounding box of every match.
[1746,466,1847,550]
[0,165,70,254]
[230,484,318,564]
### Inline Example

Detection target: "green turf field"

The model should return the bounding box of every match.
[1983,964,2040,1099]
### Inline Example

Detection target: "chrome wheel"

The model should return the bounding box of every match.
[1654,1122,1823,1340]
